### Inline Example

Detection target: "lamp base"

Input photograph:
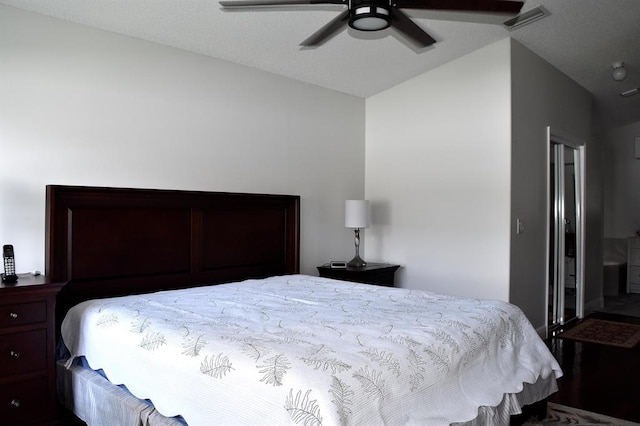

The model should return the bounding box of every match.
[347,254,367,268]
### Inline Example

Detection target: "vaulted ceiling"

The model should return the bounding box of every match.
[2,0,639,130]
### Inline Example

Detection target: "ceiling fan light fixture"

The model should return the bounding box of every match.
[349,5,391,31]
[221,0,524,48]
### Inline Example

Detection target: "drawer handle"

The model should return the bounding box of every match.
[10,399,21,408]
[9,350,20,359]
[9,312,18,319]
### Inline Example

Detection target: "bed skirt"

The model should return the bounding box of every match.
[57,358,557,426]
[57,358,185,425]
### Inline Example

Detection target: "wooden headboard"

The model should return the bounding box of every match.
[46,185,300,317]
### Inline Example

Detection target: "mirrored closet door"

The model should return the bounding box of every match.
[548,129,585,332]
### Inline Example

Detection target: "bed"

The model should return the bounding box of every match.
[48,185,562,425]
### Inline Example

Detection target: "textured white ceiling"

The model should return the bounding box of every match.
[2,0,639,129]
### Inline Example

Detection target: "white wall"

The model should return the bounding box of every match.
[509,40,595,328]
[0,5,365,274]
[604,120,640,238]
[366,38,596,329]
[365,39,512,301]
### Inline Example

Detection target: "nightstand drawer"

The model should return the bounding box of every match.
[0,376,48,424]
[0,329,47,376]
[0,301,47,328]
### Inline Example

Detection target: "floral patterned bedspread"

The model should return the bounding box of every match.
[61,274,562,425]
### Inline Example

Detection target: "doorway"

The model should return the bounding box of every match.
[548,127,585,332]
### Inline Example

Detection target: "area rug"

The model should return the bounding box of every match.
[524,402,640,425]
[557,318,640,348]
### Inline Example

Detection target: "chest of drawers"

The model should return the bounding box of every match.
[0,276,63,425]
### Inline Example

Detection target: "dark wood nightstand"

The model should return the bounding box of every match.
[317,263,400,287]
[0,274,64,425]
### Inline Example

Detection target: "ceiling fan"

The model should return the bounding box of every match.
[219,0,524,48]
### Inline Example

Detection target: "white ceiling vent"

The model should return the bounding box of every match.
[620,88,640,98]
[503,6,550,31]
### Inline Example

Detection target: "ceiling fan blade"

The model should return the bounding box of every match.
[300,9,349,46]
[393,0,523,14]
[392,9,436,48]
[220,0,343,7]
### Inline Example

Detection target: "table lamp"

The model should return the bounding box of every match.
[345,200,370,267]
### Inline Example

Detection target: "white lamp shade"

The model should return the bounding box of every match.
[345,200,370,228]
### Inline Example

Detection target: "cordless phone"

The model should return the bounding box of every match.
[2,244,18,283]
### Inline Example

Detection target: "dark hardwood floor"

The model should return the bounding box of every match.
[547,311,640,423]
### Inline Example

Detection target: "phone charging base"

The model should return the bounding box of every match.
[1,273,18,284]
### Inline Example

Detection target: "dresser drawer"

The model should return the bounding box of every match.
[0,375,48,424]
[0,329,47,377]
[0,301,47,328]
[630,249,640,266]
[631,238,640,250]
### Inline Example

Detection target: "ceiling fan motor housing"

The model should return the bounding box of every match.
[348,0,392,31]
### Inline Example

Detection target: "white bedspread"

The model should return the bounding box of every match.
[61,274,562,425]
